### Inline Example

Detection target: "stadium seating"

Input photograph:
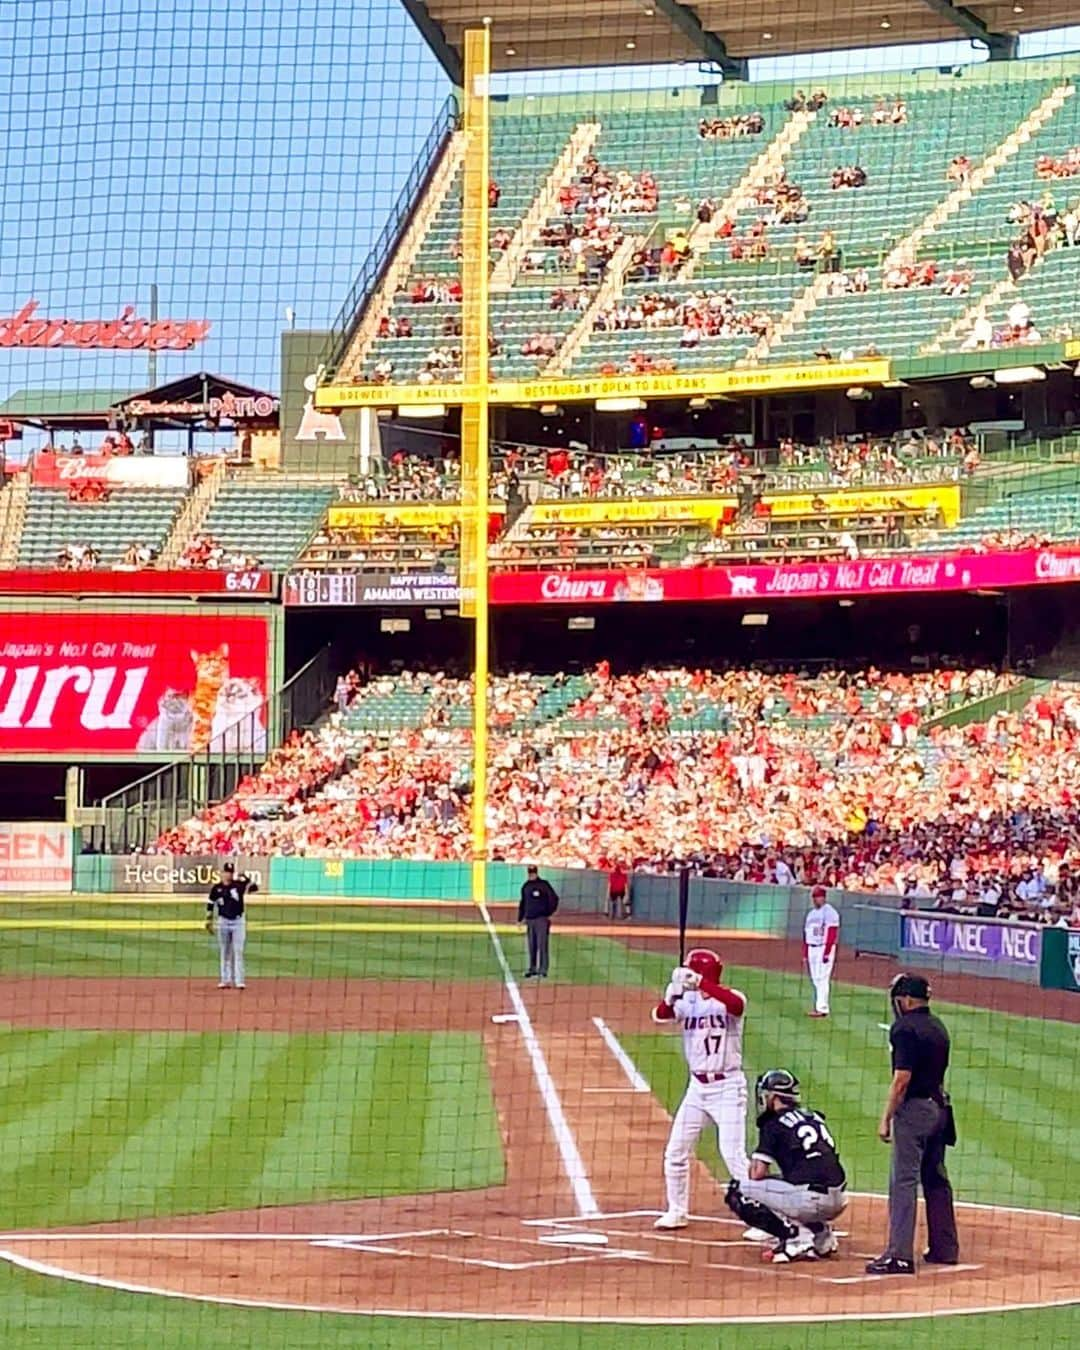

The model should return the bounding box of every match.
[198,482,338,570]
[16,485,186,569]
[357,73,1080,382]
[923,484,1080,549]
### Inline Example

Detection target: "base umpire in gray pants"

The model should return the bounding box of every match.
[866,972,959,1275]
[725,1069,848,1263]
[518,865,559,979]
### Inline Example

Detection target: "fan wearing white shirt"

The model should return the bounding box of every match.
[804,886,840,1018]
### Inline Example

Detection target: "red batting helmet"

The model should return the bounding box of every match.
[686,948,722,983]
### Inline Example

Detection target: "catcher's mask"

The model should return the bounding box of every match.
[685,948,722,984]
[889,971,931,1021]
[755,1068,801,1116]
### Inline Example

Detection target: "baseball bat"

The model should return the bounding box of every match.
[677,867,690,965]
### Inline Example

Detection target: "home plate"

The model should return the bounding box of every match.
[491,1014,521,1024]
[538,1232,609,1247]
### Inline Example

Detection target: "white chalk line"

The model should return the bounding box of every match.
[476,899,598,1216]
[591,1016,650,1092]
[4,1244,1077,1327]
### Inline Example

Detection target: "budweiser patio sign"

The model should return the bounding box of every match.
[0,300,210,351]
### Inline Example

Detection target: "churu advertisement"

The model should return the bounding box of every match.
[0,612,269,756]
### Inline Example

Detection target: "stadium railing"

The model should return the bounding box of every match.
[91,645,336,853]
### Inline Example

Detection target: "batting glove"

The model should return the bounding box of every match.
[680,968,702,990]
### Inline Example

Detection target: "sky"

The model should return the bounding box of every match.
[0,1,1078,401]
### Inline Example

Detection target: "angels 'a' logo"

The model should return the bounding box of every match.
[295,373,345,442]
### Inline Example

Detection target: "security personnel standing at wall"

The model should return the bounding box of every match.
[866,973,959,1274]
[206,862,257,990]
[519,865,559,979]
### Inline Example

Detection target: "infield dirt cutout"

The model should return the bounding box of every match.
[0,975,1077,1324]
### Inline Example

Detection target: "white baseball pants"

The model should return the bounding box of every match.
[663,1071,749,1215]
[218,917,246,986]
[807,946,834,1014]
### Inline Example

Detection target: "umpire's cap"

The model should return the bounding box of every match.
[890,972,931,1001]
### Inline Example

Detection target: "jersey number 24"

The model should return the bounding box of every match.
[796,1119,835,1160]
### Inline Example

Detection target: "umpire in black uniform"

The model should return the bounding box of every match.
[518,865,559,979]
[866,973,959,1274]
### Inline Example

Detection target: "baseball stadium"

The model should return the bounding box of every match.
[2,0,1080,1345]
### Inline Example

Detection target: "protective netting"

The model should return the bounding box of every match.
[1,0,1080,1346]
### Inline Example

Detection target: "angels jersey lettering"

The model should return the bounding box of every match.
[805,902,839,946]
[673,989,746,1074]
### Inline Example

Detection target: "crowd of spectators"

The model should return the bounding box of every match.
[830,164,867,190]
[698,112,765,139]
[178,534,261,571]
[56,542,101,570]
[1035,147,1080,180]
[329,427,976,513]
[591,288,774,347]
[154,664,1080,928]
[785,90,829,113]
[828,99,908,129]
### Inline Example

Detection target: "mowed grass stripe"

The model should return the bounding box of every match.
[51,1035,230,1225]
[0,1033,196,1229]
[254,1036,382,1200]
[167,1035,333,1214]
[421,1036,505,1192]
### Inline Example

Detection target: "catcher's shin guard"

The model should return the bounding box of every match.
[724,1180,795,1243]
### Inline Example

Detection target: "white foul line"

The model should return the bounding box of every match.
[477,900,598,1216]
[591,1017,650,1092]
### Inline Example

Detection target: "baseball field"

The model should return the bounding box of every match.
[0,895,1076,1348]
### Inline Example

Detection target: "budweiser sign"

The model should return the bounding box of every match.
[0,612,268,755]
[124,393,279,420]
[0,300,210,351]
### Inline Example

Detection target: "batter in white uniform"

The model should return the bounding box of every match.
[652,947,750,1229]
[804,886,839,1017]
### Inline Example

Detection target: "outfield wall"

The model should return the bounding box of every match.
[68,855,1059,988]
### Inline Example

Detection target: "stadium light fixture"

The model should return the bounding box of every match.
[761,31,773,39]
[1012,3,1023,11]
[969,375,994,389]
[625,38,637,49]
[741,613,769,626]
[568,616,596,631]
[595,396,646,411]
[505,45,516,55]
[880,17,891,28]
[397,403,447,417]
[993,366,1045,385]
[845,386,873,400]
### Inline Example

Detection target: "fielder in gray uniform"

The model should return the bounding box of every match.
[205,863,257,989]
[725,1068,848,1263]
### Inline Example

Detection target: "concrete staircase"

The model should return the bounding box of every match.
[882,82,1074,272]
[746,271,834,363]
[921,226,1069,355]
[754,84,1075,367]
[0,473,29,568]
[679,109,818,283]
[490,122,602,294]
[158,458,226,566]
[542,234,644,376]
[334,130,467,383]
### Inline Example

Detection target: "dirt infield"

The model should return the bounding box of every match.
[0,973,1077,1323]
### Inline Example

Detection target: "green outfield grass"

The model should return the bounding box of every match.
[0,1029,502,1230]
[0,901,671,983]
[0,907,1076,1346]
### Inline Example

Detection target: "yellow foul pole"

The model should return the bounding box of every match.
[459,27,490,906]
